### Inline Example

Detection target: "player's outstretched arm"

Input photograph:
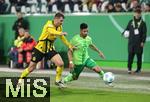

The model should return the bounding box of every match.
[89,44,105,59]
[60,35,73,49]
[67,49,74,69]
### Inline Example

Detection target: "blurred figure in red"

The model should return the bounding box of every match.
[17,31,36,68]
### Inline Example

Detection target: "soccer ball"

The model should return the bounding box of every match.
[103,72,115,83]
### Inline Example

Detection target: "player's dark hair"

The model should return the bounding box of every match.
[80,23,88,30]
[54,12,65,19]
[134,5,141,13]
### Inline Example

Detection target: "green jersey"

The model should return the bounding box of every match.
[70,34,93,65]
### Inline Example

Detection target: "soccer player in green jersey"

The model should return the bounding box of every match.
[63,23,105,83]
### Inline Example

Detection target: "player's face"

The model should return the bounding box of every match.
[18,28,25,37]
[17,12,22,19]
[134,12,141,19]
[81,28,88,38]
[54,17,64,27]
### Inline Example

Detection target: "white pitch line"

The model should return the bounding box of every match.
[0,68,150,81]
[108,15,124,33]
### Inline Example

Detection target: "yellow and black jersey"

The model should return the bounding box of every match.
[35,20,72,53]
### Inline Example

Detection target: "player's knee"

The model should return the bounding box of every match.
[56,61,64,67]
[28,66,35,72]
[28,63,37,72]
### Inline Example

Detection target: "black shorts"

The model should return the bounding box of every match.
[31,48,58,63]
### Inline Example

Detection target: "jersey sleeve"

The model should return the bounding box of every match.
[126,20,132,31]
[47,27,62,35]
[60,35,72,48]
[89,36,93,45]
[141,21,147,43]
[70,36,76,45]
[122,20,132,35]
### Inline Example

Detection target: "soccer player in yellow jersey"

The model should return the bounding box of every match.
[17,12,72,88]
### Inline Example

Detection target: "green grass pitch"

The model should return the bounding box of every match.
[0,67,150,102]
[51,87,150,102]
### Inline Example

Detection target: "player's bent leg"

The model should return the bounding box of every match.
[51,54,64,82]
[92,66,105,78]
[20,61,37,79]
[63,65,83,84]
[16,61,37,91]
[63,73,73,83]
[85,58,105,78]
[51,54,65,88]
[63,73,79,83]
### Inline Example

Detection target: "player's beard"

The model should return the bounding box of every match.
[83,34,87,38]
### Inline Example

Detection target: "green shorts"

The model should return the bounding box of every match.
[71,58,97,79]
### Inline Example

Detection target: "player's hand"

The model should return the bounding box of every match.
[69,61,74,69]
[72,46,78,50]
[61,32,67,36]
[99,52,105,59]
[69,47,73,52]
[68,46,77,52]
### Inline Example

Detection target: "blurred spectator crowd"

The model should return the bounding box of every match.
[0,0,150,14]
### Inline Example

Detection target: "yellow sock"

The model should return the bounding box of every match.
[55,66,63,82]
[20,68,30,79]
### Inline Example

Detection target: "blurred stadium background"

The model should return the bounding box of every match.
[0,0,150,102]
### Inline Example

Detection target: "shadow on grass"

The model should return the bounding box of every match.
[50,87,109,97]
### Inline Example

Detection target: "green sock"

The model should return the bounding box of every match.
[63,73,73,83]
[99,70,105,78]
